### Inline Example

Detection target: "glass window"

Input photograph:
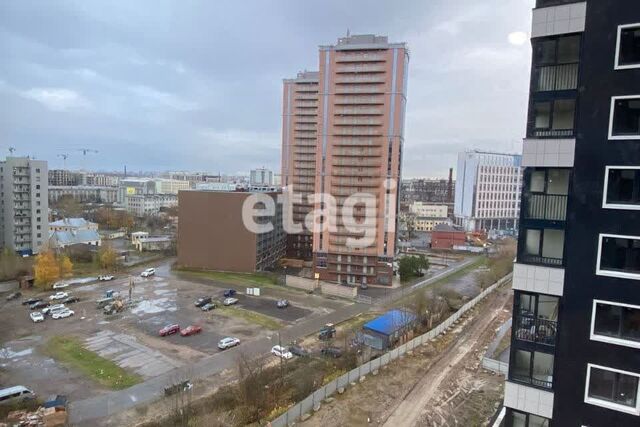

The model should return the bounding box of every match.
[547,169,570,195]
[511,350,554,389]
[588,366,639,408]
[594,302,640,343]
[534,102,551,129]
[600,236,640,276]
[530,171,546,192]
[606,168,640,206]
[557,35,580,63]
[525,230,541,255]
[618,26,640,67]
[552,99,575,130]
[535,39,557,65]
[611,97,640,137]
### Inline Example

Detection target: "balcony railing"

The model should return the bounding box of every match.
[334,118,383,126]
[336,53,386,63]
[334,107,384,115]
[535,63,578,92]
[335,96,384,105]
[514,316,558,346]
[336,65,386,73]
[531,128,574,138]
[519,253,563,267]
[335,86,385,95]
[511,372,554,390]
[333,128,383,136]
[524,193,568,221]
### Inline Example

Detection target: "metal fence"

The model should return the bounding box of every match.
[481,318,512,375]
[270,273,513,427]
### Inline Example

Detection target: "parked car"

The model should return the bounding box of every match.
[320,346,343,358]
[223,289,237,298]
[49,292,68,301]
[0,386,35,404]
[42,304,65,315]
[22,297,41,306]
[289,344,309,357]
[201,302,217,311]
[271,345,293,360]
[218,337,240,350]
[223,297,239,306]
[359,283,369,290]
[159,324,180,337]
[276,299,289,308]
[180,325,202,337]
[52,282,69,289]
[62,296,80,304]
[318,323,336,340]
[194,296,212,308]
[140,268,155,277]
[98,275,115,281]
[30,301,49,310]
[52,309,74,319]
[6,292,22,301]
[30,312,44,323]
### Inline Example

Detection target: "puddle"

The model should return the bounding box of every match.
[131,297,177,315]
[0,347,33,360]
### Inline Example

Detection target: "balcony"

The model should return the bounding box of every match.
[514,316,557,346]
[529,99,576,138]
[332,169,381,177]
[295,124,317,131]
[332,178,379,188]
[334,138,383,147]
[335,86,385,95]
[335,96,384,105]
[519,228,565,267]
[333,159,380,167]
[335,75,386,84]
[336,53,386,63]
[510,349,554,390]
[536,0,579,7]
[333,128,383,137]
[534,63,578,92]
[334,107,384,115]
[523,193,567,221]
[296,95,317,101]
[336,64,386,73]
[334,118,383,126]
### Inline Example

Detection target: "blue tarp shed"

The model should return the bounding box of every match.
[363,309,417,336]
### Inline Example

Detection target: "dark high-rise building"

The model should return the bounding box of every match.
[503,1,640,426]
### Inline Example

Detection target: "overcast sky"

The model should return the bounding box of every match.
[0,0,534,178]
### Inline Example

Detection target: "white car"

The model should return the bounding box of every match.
[99,275,115,281]
[52,309,74,319]
[223,297,239,306]
[30,312,44,323]
[218,337,240,350]
[52,282,69,289]
[271,345,293,360]
[140,268,155,277]
[49,292,68,301]
[42,304,65,315]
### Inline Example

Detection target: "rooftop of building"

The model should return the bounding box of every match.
[50,229,101,246]
[433,224,464,233]
[320,33,407,51]
[363,309,417,335]
[49,218,96,228]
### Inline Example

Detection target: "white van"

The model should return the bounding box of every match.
[0,386,35,404]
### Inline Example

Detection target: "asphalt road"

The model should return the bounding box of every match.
[68,256,480,425]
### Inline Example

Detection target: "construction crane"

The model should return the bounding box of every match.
[8,146,16,155]
[74,148,98,170]
[57,154,69,169]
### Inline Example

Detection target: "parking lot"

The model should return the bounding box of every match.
[0,261,347,402]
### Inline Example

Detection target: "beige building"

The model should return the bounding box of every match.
[409,202,448,218]
[282,71,319,260]
[312,34,409,286]
[154,178,190,195]
[413,217,451,232]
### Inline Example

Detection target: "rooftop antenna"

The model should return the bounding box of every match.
[346,28,350,37]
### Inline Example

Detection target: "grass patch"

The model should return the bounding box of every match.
[215,306,282,330]
[175,268,278,287]
[42,336,141,390]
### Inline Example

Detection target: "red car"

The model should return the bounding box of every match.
[159,324,180,337]
[180,325,202,337]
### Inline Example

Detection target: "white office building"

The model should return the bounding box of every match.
[454,150,522,232]
[250,168,274,186]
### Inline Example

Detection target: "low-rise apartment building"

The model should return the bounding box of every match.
[49,185,117,204]
[125,194,177,217]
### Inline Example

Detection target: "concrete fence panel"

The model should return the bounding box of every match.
[285,275,316,291]
[320,282,358,298]
[370,357,381,371]
[313,388,326,405]
[389,348,399,361]
[360,361,371,376]
[348,367,360,383]
[300,394,314,415]
[285,403,301,425]
[398,344,407,356]
[337,373,350,389]
[325,379,337,397]
[380,353,390,366]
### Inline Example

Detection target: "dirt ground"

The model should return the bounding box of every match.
[300,283,512,427]
[0,261,346,402]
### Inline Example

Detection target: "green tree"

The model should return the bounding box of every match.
[398,254,430,282]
